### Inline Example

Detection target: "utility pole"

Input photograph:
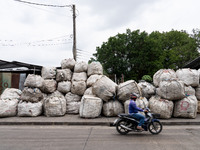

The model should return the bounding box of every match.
[72,4,77,61]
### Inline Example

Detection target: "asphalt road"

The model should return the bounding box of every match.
[0,125,200,150]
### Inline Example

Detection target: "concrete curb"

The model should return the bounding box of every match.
[0,114,199,126]
[0,122,111,126]
[0,121,200,126]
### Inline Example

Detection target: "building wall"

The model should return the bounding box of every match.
[0,73,26,94]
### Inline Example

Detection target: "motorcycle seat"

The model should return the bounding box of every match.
[119,113,130,117]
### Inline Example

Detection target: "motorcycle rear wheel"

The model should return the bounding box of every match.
[116,119,130,135]
[148,121,162,134]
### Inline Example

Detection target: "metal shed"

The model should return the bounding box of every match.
[0,60,42,94]
[183,56,200,69]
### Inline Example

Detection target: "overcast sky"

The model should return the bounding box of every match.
[0,0,200,67]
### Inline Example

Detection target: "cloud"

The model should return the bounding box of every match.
[0,0,200,66]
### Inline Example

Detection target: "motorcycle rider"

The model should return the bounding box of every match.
[128,93,147,130]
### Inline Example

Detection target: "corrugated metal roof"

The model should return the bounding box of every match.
[183,56,200,69]
[0,60,42,73]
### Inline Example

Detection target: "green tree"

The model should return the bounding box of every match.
[191,28,200,48]
[92,29,199,81]
[162,30,199,69]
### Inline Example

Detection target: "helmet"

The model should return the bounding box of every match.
[130,93,138,99]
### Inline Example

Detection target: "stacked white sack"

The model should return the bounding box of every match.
[19,74,44,117]
[153,69,177,87]
[18,100,43,117]
[138,81,156,99]
[149,96,174,119]
[156,79,185,100]
[79,95,103,118]
[176,68,199,87]
[117,80,141,102]
[61,58,76,70]
[41,67,56,79]
[87,61,103,76]
[0,88,21,117]
[65,92,81,114]
[173,95,198,118]
[44,91,66,117]
[103,100,124,117]
[41,67,57,94]
[92,75,117,102]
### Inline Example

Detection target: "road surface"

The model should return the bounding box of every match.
[0,125,200,150]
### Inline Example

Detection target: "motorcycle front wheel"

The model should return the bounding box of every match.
[116,119,130,135]
[148,121,162,134]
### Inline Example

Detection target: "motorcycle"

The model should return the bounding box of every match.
[113,107,162,135]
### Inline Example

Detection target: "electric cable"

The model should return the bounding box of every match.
[21,2,72,17]
[14,0,72,8]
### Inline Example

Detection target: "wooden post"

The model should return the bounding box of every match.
[72,5,77,61]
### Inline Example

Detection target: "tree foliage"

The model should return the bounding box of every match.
[92,29,199,81]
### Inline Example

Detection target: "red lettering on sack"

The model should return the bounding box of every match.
[163,70,169,73]
[180,101,189,111]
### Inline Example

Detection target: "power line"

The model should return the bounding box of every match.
[14,0,72,8]
[0,42,72,47]
[21,2,72,17]
[77,49,93,54]
[0,35,73,47]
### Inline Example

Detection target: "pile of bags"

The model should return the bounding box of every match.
[0,58,200,119]
[151,69,199,119]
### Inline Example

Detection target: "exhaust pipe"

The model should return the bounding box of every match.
[120,125,132,131]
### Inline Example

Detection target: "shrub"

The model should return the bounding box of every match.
[141,75,152,83]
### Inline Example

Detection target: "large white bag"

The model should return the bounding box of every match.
[92,75,117,102]
[173,95,198,118]
[79,95,103,118]
[24,74,44,88]
[40,79,57,94]
[138,81,156,98]
[0,99,18,117]
[149,96,174,119]
[65,92,81,102]
[176,68,199,87]
[74,61,88,73]
[71,81,87,96]
[87,62,103,76]
[156,79,185,100]
[0,88,22,100]
[56,69,72,82]
[18,100,43,117]
[66,101,81,114]
[86,74,102,87]
[84,87,95,96]
[65,92,81,114]
[44,91,66,117]
[72,72,87,82]
[153,69,177,87]
[57,81,71,94]
[103,100,124,117]
[61,58,76,70]
[20,87,43,102]
[41,67,56,79]
[117,80,141,102]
